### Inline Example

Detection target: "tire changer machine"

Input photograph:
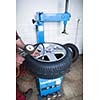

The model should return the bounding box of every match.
[32,0,71,99]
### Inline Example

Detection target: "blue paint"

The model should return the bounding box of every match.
[36,12,71,43]
[38,77,63,96]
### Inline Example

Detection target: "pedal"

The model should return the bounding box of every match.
[52,93,57,98]
[57,91,62,97]
[46,95,52,100]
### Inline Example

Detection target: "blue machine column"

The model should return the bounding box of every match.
[36,23,44,43]
[36,12,45,43]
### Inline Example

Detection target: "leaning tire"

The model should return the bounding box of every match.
[24,42,72,79]
[63,43,79,62]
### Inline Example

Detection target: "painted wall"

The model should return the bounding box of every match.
[16,0,83,54]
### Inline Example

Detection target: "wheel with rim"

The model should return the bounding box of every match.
[24,42,72,79]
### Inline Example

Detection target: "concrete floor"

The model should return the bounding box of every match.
[17,55,83,100]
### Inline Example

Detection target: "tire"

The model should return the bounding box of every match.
[24,42,72,79]
[63,43,79,62]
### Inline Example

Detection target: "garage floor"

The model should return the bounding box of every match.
[17,55,83,100]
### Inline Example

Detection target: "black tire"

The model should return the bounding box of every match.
[24,42,72,79]
[63,43,79,62]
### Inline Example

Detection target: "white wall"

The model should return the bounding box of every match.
[16,0,83,54]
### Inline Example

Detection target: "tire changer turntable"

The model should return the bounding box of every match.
[22,0,78,100]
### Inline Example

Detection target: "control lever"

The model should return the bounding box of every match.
[32,19,36,24]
